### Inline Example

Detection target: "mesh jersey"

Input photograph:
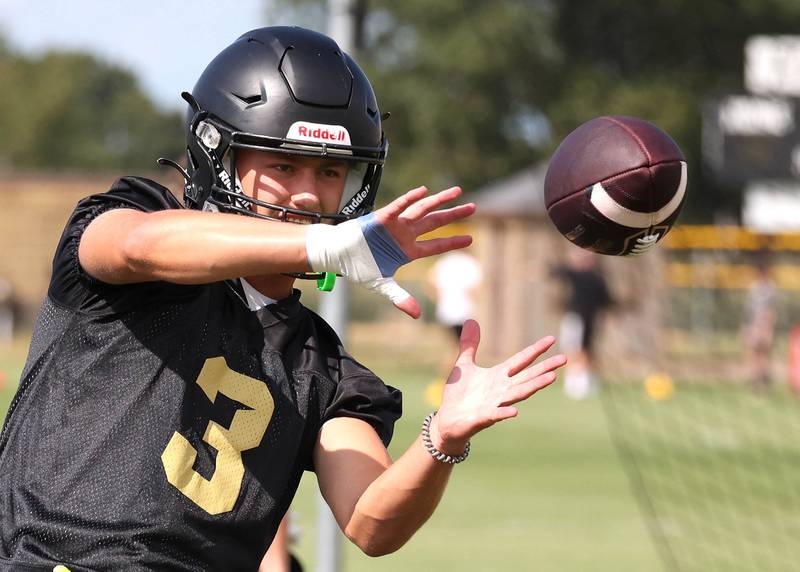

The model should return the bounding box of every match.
[0,177,402,571]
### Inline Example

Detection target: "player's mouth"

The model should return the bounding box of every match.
[259,204,336,225]
[284,213,316,225]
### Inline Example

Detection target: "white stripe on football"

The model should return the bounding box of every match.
[589,161,687,229]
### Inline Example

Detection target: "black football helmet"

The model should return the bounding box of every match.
[172,26,387,224]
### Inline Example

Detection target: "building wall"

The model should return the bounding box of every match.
[473,214,667,377]
[0,172,181,321]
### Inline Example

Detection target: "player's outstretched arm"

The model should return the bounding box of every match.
[79,208,311,285]
[313,320,566,556]
[79,186,474,302]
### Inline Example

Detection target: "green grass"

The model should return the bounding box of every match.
[604,382,800,572]
[0,345,662,571]
[287,367,662,571]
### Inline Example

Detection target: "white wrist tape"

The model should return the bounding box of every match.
[306,214,412,305]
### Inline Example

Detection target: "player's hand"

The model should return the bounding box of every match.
[370,185,475,317]
[306,186,475,318]
[431,320,567,454]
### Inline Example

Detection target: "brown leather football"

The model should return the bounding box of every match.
[544,116,687,256]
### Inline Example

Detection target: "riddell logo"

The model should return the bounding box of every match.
[341,188,370,215]
[287,121,352,145]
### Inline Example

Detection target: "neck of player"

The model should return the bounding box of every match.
[245,273,296,302]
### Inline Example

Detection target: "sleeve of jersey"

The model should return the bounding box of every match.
[48,176,186,312]
[321,363,403,448]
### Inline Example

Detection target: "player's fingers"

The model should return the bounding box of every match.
[394,295,421,319]
[413,235,473,259]
[509,354,567,385]
[500,372,557,406]
[492,406,519,423]
[413,203,476,235]
[456,319,481,365]
[379,186,429,219]
[401,186,463,220]
[366,277,419,318]
[503,336,557,377]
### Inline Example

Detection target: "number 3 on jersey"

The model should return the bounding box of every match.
[161,357,274,515]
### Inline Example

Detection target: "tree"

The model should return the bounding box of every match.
[549,0,800,221]
[274,0,800,222]
[0,45,183,172]
[359,0,561,197]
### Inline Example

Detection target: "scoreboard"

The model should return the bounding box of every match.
[704,36,800,186]
[703,95,800,185]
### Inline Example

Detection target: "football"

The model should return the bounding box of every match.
[544,115,687,256]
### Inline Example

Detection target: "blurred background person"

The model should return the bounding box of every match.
[0,277,12,392]
[430,250,483,343]
[426,251,483,401]
[743,250,777,392]
[0,277,13,347]
[553,249,612,400]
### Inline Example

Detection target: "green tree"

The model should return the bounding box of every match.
[276,0,800,222]
[359,0,561,197]
[550,0,800,221]
[269,0,559,197]
[0,45,182,171]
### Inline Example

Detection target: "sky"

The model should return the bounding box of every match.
[0,0,299,111]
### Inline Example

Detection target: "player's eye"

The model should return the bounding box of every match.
[319,163,349,179]
[271,163,294,174]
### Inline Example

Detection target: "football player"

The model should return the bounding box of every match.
[0,26,566,570]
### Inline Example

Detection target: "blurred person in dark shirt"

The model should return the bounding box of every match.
[553,249,612,399]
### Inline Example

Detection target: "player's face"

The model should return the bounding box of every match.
[236,150,349,222]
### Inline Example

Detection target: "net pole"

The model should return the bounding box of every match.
[317,6,357,572]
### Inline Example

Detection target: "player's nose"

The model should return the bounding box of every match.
[290,169,322,211]
[292,193,321,211]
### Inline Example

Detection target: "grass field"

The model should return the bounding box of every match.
[0,337,663,571]
[604,382,800,572]
[284,366,663,572]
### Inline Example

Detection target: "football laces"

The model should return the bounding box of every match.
[628,233,660,256]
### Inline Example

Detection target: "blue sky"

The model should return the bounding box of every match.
[0,0,292,111]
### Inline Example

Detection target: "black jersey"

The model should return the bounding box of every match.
[0,177,401,571]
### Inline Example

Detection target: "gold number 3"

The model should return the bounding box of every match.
[161,357,274,515]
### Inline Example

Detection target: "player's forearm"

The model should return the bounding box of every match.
[123,210,310,283]
[344,434,459,556]
[83,209,310,284]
